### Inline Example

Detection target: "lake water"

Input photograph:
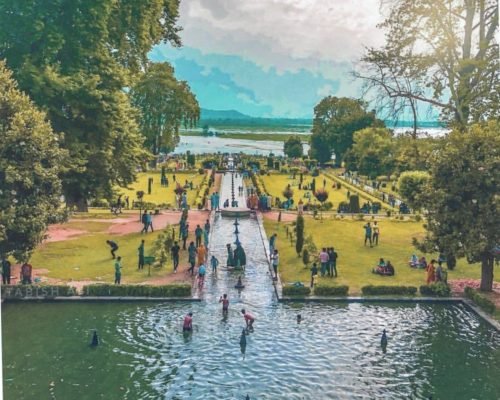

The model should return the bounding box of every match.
[175,127,446,156]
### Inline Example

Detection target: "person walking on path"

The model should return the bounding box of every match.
[138,240,145,270]
[319,248,329,277]
[141,209,148,233]
[204,219,210,234]
[171,241,180,273]
[197,243,207,266]
[106,240,119,259]
[195,225,203,247]
[182,223,189,250]
[210,255,219,273]
[1,256,11,285]
[147,211,154,233]
[364,223,373,247]
[187,242,197,276]
[269,233,277,256]
[114,256,122,284]
[372,221,380,246]
[270,249,279,280]
[310,263,318,288]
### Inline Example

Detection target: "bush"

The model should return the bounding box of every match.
[198,168,204,174]
[90,198,110,208]
[464,286,496,314]
[282,285,311,296]
[82,284,191,297]
[311,168,320,177]
[314,285,349,296]
[362,285,417,296]
[1,285,77,299]
[419,283,451,297]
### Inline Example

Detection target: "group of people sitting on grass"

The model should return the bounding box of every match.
[372,258,395,276]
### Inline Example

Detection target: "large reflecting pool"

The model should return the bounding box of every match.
[2,301,500,399]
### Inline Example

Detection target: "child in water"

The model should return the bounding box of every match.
[219,294,229,314]
[241,309,255,329]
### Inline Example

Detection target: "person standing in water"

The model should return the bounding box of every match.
[241,309,255,329]
[183,312,193,332]
[219,294,229,314]
[210,255,219,273]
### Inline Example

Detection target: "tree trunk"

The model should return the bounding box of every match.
[65,193,88,212]
[480,253,494,292]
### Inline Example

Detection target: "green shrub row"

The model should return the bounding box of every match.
[314,285,349,296]
[464,286,496,314]
[362,285,417,296]
[82,284,191,297]
[282,285,311,296]
[419,283,451,297]
[1,285,77,299]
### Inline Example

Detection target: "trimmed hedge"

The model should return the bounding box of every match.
[362,285,417,296]
[82,284,191,297]
[419,283,451,297]
[464,286,496,314]
[1,285,77,299]
[314,285,349,296]
[282,285,311,296]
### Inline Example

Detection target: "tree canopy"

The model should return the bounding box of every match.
[131,62,199,155]
[283,135,304,158]
[0,0,182,210]
[310,96,384,165]
[0,61,67,262]
[357,0,499,128]
[345,127,395,178]
[417,121,499,291]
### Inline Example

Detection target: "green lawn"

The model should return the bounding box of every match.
[117,171,205,207]
[260,173,350,209]
[31,219,190,284]
[264,216,490,294]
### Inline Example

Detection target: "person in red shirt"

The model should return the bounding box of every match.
[183,312,193,332]
[241,309,255,329]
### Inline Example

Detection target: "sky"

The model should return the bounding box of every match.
[150,0,386,118]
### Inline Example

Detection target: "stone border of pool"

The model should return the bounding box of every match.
[255,212,283,299]
[2,296,201,302]
[279,296,500,332]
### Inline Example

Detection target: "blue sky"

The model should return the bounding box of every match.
[150,0,385,118]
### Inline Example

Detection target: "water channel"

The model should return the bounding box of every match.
[2,173,500,399]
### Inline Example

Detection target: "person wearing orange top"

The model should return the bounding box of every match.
[426,259,436,284]
[197,243,207,266]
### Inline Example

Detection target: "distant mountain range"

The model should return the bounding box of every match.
[199,108,444,129]
[199,108,312,126]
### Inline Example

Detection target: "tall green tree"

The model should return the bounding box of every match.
[295,215,305,256]
[283,135,304,158]
[345,127,395,178]
[417,122,499,291]
[0,0,182,210]
[357,0,499,127]
[397,171,431,210]
[0,61,67,262]
[131,62,199,155]
[310,96,384,165]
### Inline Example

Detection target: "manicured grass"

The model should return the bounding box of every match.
[259,172,350,209]
[263,215,490,294]
[117,171,205,207]
[31,220,191,284]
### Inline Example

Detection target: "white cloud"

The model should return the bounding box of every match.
[178,0,385,74]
